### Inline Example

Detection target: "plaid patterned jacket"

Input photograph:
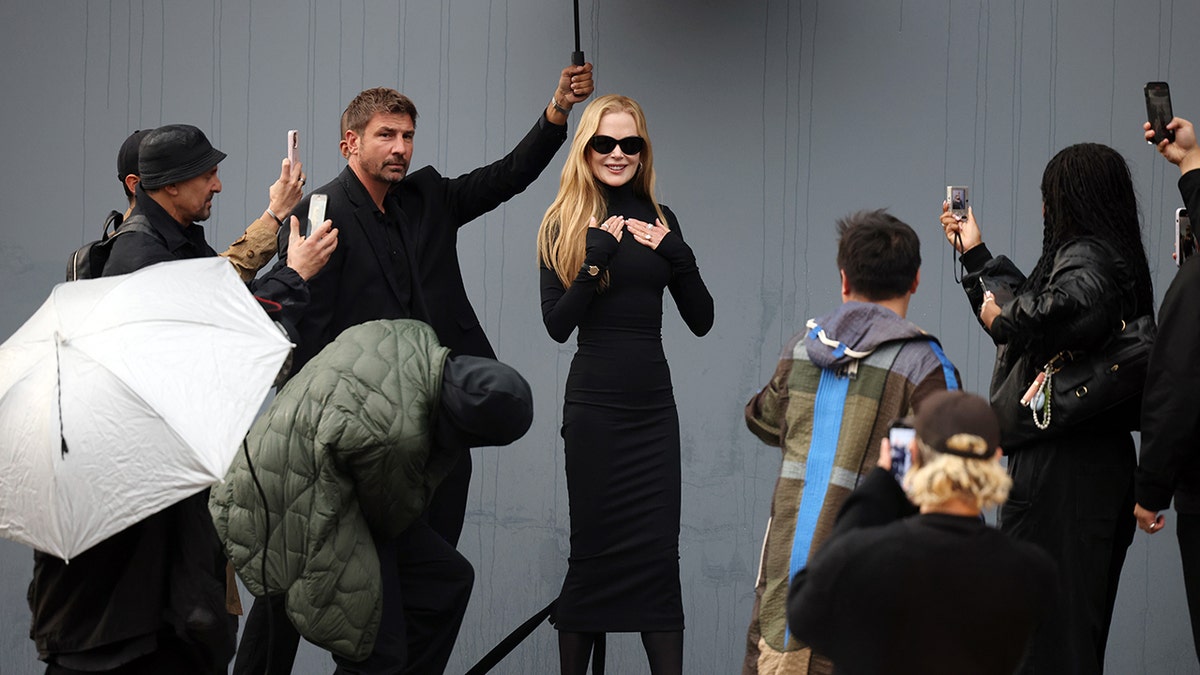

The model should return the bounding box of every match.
[745,302,958,666]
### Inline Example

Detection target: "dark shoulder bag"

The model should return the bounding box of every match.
[991,314,1155,449]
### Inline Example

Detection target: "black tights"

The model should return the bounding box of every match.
[558,630,683,675]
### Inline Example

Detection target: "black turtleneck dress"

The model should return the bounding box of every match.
[540,183,714,632]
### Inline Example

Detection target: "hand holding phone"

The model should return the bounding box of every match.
[287,130,300,167]
[1145,82,1175,145]
[307,193,327,239]
[887,420,916,484]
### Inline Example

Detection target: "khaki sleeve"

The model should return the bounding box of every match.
[745,358,792,447]
[220,216,280,282]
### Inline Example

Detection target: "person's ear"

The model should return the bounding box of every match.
[909,268,921,295]
[124,174,140,195]
[345,130,361,157]
[840,269,851,300]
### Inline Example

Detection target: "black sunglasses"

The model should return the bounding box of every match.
[588,135,645,155]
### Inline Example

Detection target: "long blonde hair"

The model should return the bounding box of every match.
[536,95,668,288]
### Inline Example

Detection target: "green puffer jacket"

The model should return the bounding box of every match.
[209,319,454,660]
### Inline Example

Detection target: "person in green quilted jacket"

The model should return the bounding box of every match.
[210,319,533,673]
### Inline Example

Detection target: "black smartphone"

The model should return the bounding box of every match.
[888,420,916,484]
[1177,208,1194,267]
[1145,81,1175,145]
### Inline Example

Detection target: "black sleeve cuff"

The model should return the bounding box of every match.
[539,109,569,133]
[960,243,994,274]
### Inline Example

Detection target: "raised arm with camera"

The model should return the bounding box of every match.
[939,205,1126,358]
[939,143,1153,674]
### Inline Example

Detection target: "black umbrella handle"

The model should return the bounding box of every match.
[572,0,584,66]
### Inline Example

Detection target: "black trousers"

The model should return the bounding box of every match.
[1000,432,1136,675]
[427,451,472,547]
[233,521,473,674]
[1176,513,1200,663]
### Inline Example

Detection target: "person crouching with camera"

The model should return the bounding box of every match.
[786,391,1057,675]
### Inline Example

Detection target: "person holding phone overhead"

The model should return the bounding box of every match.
[940,142,1154,674]
[537,94,713,674]
[1136,114,1200,663]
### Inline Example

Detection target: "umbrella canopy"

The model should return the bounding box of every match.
[0,257,292,561]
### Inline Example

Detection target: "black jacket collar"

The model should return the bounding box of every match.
[130,185,209,255]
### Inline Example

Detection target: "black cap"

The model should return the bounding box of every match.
[138,124,227,190]
[435,355,533,449]
[117,129,151,181]
[913,390,1001,459]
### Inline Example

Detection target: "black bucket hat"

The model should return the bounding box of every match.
[138,124,227,190]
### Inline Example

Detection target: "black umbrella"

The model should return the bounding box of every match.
[572,0,584,65]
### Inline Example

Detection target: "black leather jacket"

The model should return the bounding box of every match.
[960,236,1146,444]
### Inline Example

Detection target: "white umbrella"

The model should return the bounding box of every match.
[0,257,292,561]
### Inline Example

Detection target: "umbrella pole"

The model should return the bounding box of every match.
[571,0,584,66]
[55,332,69,458]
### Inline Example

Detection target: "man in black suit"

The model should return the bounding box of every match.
[289,61,591,542]
[233,63,593,675]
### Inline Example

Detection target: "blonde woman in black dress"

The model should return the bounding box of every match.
[537,94,714,674]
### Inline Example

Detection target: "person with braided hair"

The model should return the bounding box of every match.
[940,142,1155,674]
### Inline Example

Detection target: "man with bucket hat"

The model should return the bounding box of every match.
[108,128,308,282]
[26,123,336,674]
[104,124,338,332]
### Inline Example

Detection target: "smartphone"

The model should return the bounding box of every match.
[946,185,969,221]
[1145,82,1175,145]
[307,193,327,239]
[888,420,916,484]
[1177,208,1194,268]
[287,129,300,166]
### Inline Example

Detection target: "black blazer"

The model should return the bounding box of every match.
[282,113,567,370]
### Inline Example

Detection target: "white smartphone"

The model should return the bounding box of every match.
[946,185,969,220]
[287,129,300,167]
[1177,207,1194,267]
[307,193,327,239]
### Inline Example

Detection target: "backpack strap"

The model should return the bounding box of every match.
[66,214,168,281]
[920,336,960,391]
[113,214,165,243]
[102,210,124,238]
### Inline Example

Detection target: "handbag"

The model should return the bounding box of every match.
[991,314,1155,449]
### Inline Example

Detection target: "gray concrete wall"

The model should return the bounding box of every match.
[2,1,1198,672]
